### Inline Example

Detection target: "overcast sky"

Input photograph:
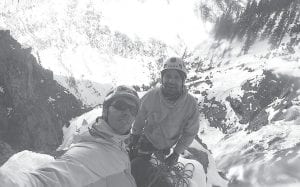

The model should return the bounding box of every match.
[98,0,211,48]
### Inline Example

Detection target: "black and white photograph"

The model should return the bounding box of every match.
[0,0,299,186]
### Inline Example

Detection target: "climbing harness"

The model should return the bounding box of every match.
[129,138,196,187]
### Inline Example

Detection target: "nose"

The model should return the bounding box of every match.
[166,77,176,84]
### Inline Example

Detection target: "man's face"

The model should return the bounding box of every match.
[162,69,183,93]
[107,97,137,135]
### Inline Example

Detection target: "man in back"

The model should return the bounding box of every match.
[129,57,200,186]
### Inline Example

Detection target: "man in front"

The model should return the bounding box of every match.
[0,85,140,187]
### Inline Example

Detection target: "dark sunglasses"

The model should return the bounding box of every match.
[110,100,138,116]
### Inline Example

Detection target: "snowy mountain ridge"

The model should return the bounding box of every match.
[0,0,172,106]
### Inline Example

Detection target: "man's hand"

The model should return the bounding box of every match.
[165,152,179,166]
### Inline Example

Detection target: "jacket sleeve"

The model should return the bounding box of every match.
[0,158,101,187]
[174,101,200,154]
[131,93,149,135]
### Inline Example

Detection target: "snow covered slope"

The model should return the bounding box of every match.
[186,19,300,187]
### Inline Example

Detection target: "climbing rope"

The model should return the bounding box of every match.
[147,155,195,187]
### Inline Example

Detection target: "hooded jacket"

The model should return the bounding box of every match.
[0,119,136,187]
[132,86,200,154]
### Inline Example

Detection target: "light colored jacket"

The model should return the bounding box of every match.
[132,86,200,154]
[1,119,136,187]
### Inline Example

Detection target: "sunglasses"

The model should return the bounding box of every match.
[110,99,138,116]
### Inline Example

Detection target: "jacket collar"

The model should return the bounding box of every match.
[77,118,129,151]
[91,118,129,145]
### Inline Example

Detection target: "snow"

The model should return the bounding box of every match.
[227,165,244,181]
[198,114,226,149]
[40,46,153,85]
[266,57,300,77]
[214,122,300,160]
[47,97,55,103]
[38,45,157,106]
[193,64,263,101]
[179,158,207,187]
[54,75,112,107]
[1,0,300,186]
[189,139,228,187]
[57,106,102,151]
[212,118,300,186]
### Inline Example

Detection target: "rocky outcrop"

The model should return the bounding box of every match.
[0,30,85,163]
[194,70,300,134]
[227,70,300,132]
[0,140,15,166]
[200,95,228,133]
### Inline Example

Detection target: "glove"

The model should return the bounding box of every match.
[165,152,179,166]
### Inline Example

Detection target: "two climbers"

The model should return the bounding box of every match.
[128,57,200,186]
[0,57,200,187]
[0,85,140,187]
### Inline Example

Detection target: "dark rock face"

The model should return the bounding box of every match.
[0,140,15,165]
[227,70,300,132]
[195,70,299,134]
[200,96,228,133]
[0,30,85,161]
